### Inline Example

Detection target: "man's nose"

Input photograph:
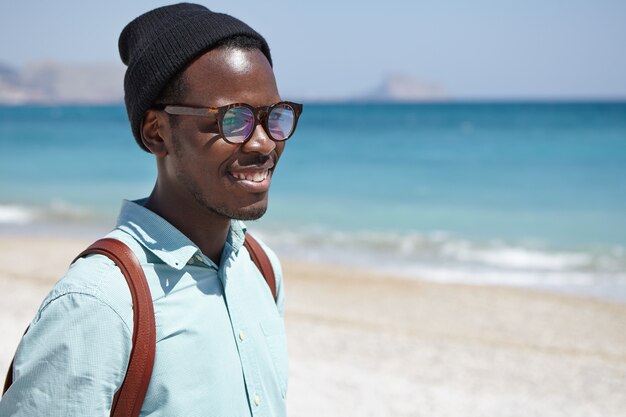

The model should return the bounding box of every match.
[242,124,276,155]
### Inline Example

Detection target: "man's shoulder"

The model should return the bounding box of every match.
[36,231,139,328]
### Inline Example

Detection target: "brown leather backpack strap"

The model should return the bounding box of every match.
[73,238,156,417]
[244,234,277,301]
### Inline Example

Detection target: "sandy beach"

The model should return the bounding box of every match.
[1,236,625,417]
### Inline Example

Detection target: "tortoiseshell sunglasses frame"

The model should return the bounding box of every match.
[153,101,303,144]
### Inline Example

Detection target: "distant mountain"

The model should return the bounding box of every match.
[0,61,124,104]
[0,63,447,104]
[356,73,447,102]
[0,63,20,85]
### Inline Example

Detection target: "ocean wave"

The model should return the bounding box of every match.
[0,205,36,224]
[45,199,92,220]
[0,200,93,225]
[256,228,625,271]
[437,240,592,271]
[252,227,626,299]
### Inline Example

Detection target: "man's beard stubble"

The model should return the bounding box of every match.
[171,133,269,222]
[189,185,268,221]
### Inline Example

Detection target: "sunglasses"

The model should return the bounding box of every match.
[153,101,303,144]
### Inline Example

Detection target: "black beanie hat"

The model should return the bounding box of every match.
[119,2,272,152]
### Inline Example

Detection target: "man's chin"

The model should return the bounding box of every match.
[231,205,268,221]
[204,201,268,221]
[190,188,269,221]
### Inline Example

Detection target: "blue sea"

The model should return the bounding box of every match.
[1,103,625,301]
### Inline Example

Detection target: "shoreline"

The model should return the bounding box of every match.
[0,230,624,308]
[3,222,625,305]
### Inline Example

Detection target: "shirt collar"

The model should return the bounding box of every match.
[115,199,247,270]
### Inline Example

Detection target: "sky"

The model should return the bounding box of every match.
[1,0,625,100]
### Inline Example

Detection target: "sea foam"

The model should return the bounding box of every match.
[252,226,626,302]
[0,205,36,224]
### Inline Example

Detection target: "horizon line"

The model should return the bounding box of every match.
[1,97,626,107]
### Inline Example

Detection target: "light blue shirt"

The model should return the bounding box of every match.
[0,199,287,417]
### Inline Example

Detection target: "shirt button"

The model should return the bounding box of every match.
[238,330,246,342]
[187,257,195,265]
[195,254,204,262]
[254,393,261,406]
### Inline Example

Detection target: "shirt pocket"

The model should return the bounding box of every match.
[260,318,289,397]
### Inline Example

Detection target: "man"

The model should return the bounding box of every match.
[0,3,301,416]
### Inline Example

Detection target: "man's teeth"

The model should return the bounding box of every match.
[231,170,269,182]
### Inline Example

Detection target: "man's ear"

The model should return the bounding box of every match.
[141,110,169,157]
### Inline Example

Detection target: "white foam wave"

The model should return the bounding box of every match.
[0,205,36,224]
[257,228,624,272]
[438,240,591,271]
[0,200,93,226]
[251,226,626,300]
[46,199,91,220]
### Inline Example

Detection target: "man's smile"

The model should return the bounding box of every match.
[230,170,270,182]
[227,160,275,191]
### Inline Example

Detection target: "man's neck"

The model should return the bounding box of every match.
[143,186,231,266]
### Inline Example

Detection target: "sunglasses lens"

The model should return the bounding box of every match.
[222,107,254,143]
[268,104,295,140]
